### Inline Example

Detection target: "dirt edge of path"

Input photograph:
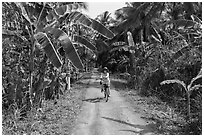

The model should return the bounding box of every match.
[110,77,187,135]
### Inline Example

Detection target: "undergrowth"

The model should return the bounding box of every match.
[2,80,88,135]
[110,75,194,135]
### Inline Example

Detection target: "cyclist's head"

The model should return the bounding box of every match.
[103,67,108,73]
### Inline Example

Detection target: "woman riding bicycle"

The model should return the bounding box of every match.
[100,67,110,97]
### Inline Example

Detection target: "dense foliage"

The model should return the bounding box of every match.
[2,2,202,135]
[95,2,202,134]
[2,2,114,117]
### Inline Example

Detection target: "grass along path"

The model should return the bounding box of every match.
[2,75,91,135]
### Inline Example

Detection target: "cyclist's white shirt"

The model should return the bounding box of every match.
[100,72,110,85]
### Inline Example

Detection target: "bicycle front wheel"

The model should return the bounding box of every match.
[104,88,108,102]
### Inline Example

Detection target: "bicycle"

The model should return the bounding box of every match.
[102,84,110,102]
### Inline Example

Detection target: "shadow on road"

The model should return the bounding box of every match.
[102,116,156,135]
[110,79,128,90]
[87,82,101,88]
[82,97,104,103]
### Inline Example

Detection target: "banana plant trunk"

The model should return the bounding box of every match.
[129,52,136,75]
[186,92,191,121]
[140,27,144,44]
[28,25,35,108]
[127,31,136,75]
[66,59,71,91]
[127,31,137,89]
[33,55,47,108]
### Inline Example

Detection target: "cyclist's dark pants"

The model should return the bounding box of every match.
[103,84,110,95]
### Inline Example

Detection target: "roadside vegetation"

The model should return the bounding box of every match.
[2,77,89,135]
[2,2,202,135]
[111,76,197,135]
[106,2,202,135]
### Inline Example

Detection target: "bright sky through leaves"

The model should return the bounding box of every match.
[84,2,125,18]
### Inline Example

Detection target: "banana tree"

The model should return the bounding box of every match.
[3,2,115,109]
[17,2,114,106]
[160,68,202,121]
[126,31,137,75]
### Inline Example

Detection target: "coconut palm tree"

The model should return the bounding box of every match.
[114,2,165,42]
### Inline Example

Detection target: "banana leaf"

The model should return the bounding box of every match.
[162,19,199,29]
[160,79,187,92]
[188,69,202,91]
[73,35,96,51]
[16,2,31,24]
[91,19,115,39]
[47,28,84,69]
[55,5,68,15]
[46,4,82,22]
[67,11,92,26]
[95,40,109,53]
[34,32,62,68]
[47,9,114,39]
[68,12,115,39]
[166,46,191,67]
[55,3,84,16]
